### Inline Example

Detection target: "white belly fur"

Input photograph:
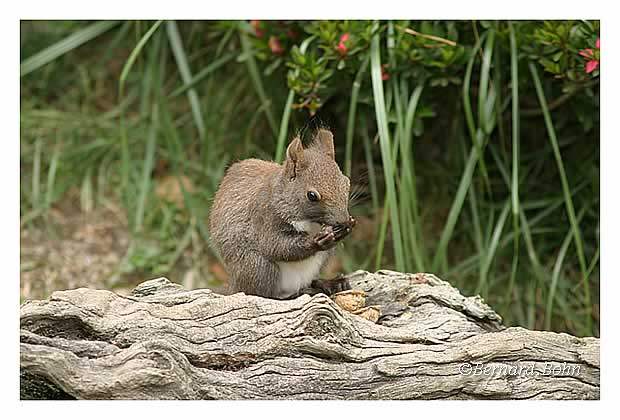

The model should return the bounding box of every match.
[276,251,328,298]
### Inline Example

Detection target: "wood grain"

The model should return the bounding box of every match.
[20,270,599,399]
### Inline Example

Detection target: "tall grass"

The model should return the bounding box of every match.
[529,62,592,332]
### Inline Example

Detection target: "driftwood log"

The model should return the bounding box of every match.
[20,270,600,400]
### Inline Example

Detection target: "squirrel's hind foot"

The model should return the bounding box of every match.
[309,275,351,296]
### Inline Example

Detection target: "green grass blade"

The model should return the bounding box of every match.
[401,85,426,271]
[462,31,490,191]
[275,90,295,163]
[45,141,61,208]
[119,20,163,92]
[508,22,521,310]
[139,27,164,116]
[31,139,42,209]
[403,86,423,144]
[134,105,159,233]
[468,189,484,282]
[518,207,548,330]
[166,21,206,141]
[370,21,405,272]
[374,196,390,271]
[462,31,485,145]
[477,200,510,295]
[478,30,495,131]
[464,134,484,257]
[21,20,120,77]
[362,125,379,214]
[216,26,236,58]
[239,27,278,137]
[169,52,236,98]
[518,208,545,281]
[345,56,370,177]
[431,143,480,272]
[529,61,590,330]
[545,207,587,330]
[586,246,600,280]
[477,30,494,191]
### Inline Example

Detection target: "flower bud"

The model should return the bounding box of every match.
[269,36,284,55]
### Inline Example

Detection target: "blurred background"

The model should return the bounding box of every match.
[20,20,599,337]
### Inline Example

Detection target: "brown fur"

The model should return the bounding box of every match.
[209,129,352,298]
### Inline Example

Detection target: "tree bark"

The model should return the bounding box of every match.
[20,270,600,400]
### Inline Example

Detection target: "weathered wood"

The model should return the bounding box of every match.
[20,270,599,400]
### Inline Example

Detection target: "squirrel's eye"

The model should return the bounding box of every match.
[307,191,320,202]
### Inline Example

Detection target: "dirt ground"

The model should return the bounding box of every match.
[20,198,132,301]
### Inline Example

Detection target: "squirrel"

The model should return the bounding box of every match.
[208,128,356,299]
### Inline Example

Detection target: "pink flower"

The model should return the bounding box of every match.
[336,33,350,56]
[585,60,599,74]
[579,37,600,74]
[268,36,284,55]
[381,64,390,81]
[250,20,264,38]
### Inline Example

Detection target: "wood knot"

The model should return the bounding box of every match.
[296,295,362,346]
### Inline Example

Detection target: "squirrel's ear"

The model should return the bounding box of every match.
[311,129,335,160]
[285,137,304,179]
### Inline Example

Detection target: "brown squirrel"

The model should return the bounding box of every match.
[209,128,355,299]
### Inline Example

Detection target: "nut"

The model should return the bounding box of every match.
[333,289,366,312]
[353,306,381,323]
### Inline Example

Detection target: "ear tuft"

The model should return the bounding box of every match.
[285,137,304,179]
[311,129,335,160]
[286,137,304,162]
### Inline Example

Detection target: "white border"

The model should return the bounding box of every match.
[13,0,601,20]
[4,0,614,417]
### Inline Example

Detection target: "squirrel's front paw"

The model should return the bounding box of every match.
[313,226,338,250]
[331,216,356,241]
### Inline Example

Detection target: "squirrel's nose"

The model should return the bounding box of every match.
[337,214,355,228]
